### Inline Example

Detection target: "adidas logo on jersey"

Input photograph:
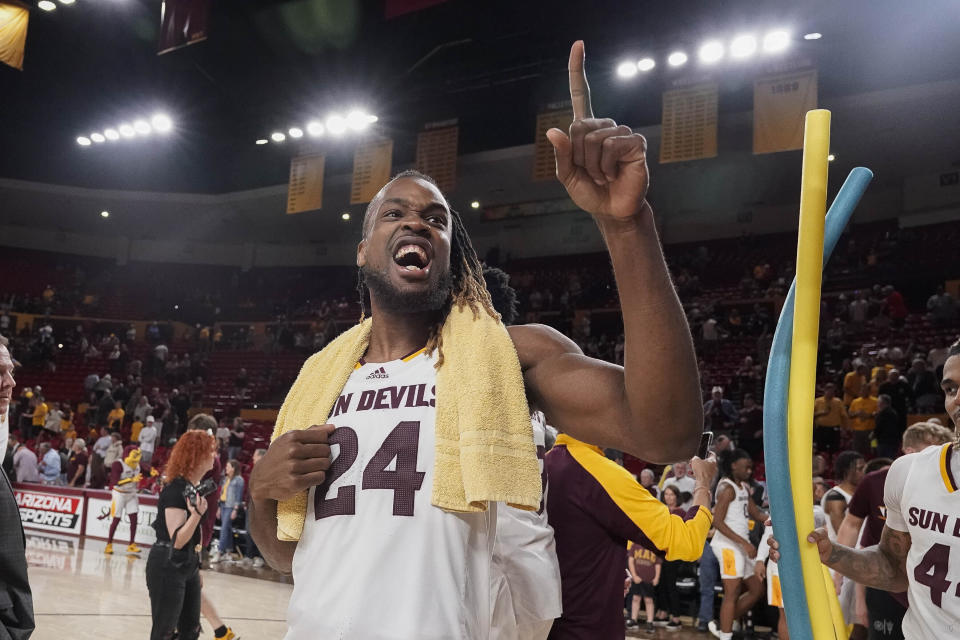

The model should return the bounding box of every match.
[365,367,389,380]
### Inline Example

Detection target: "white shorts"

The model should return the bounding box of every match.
[111,491,139,518]
[767,562,783,608]
[711,538,747,579]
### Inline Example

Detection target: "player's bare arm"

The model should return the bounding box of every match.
[770,524,912,593]
[823,495,847,534]
[248,424,334,573]
[526,41,701,463]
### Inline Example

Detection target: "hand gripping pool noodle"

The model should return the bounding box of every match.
[762,164,873,640]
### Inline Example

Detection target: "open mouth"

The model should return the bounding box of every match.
[393,243,431,272]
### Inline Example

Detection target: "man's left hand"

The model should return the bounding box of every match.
[547,41,649,222]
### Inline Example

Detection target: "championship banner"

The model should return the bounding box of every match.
[15,488,84,535]
[660,83,718,164]
[286,153,326,215]
[753,69,818,154]
[533,109,572,181]
[85,496,159,545]
[351,138,394,205]
[416,122,458,194]
[158,0,210,55]
[0,0,29,71]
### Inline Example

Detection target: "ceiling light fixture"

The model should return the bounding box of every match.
[270,132,286,142]
[100,210,110,218]
[118,123,135,138]
[763,30,790,53]
[326,114,347,135]
[77,136,91,146]
[667,51,688,67]
[38,1,56,11]
[255,139,268,145]
[90,132,106,143]
[104,129,120,141]
[616,61,638,78]
[306,121,324,137]
[803,32,822,40]
[289,127,304,138]
[637,57,656,72]
[698,40,725,64]
[730,34,758,59]
[151,113,173,133]
[134,120,152,135]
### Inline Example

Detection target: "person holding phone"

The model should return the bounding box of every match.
[146,430,217,640]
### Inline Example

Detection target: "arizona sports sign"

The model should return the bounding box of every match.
[15,489,84,534]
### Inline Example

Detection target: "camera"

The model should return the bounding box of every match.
[182,478,217,508]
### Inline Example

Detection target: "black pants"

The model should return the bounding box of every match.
[656,560,682,617]
[865,587,906,640]
[146,546,202,640]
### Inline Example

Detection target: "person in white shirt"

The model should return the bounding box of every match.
[138,416,158,466]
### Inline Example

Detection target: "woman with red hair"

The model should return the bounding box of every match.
[146,430,217,640]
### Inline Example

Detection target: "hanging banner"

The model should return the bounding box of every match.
[286,153,326,215]
[416,122,458,194]
[351,138,394,205]
[158,0,210,55]
[533,108,573,181]
[0,1,29,71]
[753,69,818,154]
[660,83,718,164]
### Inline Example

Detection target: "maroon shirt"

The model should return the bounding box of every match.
[67,451,87,486]
[545,443,702,640]
[628,542,661,582]
[846,467,908,606]
[847,468,888,547]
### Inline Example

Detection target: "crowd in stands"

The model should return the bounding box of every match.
[1,215,959,635]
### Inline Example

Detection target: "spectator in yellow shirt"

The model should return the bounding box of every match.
[130,419,145,443]
[843,364,868,406]
[847,383,878,456]
[30,396,48,441]
[813,383,848,453]
[107,402,125,430]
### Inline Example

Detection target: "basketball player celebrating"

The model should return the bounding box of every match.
[709,449,766,640]
[250,40,702,640]
[770,341,960,639]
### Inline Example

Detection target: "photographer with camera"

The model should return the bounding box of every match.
[146,430,217,640]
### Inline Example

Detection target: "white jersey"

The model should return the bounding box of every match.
[286,350,496,640]
[713,477,751,546]
[491,411,562,638]
[820,485,853,541]
[884,442,960,640]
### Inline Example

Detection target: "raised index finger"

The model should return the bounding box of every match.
[568,40,593,121]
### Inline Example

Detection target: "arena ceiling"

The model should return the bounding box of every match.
[1,0,959,195]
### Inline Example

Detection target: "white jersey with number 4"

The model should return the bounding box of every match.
[285,349,496,640]
[884,442,960,639]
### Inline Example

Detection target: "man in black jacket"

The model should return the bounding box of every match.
[873,394,902,459]
[0,342,34,639]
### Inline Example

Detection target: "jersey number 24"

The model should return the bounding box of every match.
[314,422,426,519]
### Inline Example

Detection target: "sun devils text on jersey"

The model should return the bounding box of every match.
[884,442,960,638]
[285,349,496,640]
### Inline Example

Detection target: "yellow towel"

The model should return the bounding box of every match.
[270,305,542,541]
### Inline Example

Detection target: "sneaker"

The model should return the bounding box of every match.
[626,619,638,629]
[214,628,238,640]
[252,557,264,569]
[696,621,709,633]
[127,543,142,554]
[209,550,221,564]
[667,620,682,631]
[645,622,656,634]
[707,621,724,639]
[104,543,113,555]
[654,618,669,627]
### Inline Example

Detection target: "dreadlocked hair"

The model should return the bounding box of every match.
[424,207,499,368]
[355,170,499,369]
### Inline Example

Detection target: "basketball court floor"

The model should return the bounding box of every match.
[26,531,707,639]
